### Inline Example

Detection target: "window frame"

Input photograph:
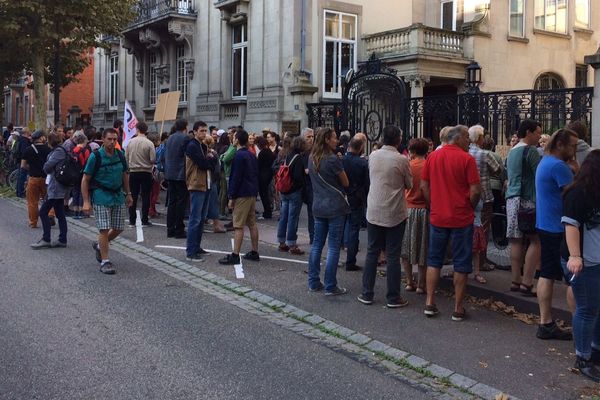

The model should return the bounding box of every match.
[575,0,591,29]
[534,0,568,34]
[176,44,189,104]
[534,72,566,90]
[576,64,589,87]
[440,0,457,31]
[322,9,358,99]
[508,0,526,38]
[149,52,158,107]
[231,22,248,100]
[108,54,119,111]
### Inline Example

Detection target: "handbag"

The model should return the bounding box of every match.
[517,146,536,234]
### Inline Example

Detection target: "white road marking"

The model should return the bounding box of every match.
[151,222,167,227]
[136,210,144,243]
[155,245,309,265]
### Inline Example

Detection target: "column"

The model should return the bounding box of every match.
[584,47,600,147]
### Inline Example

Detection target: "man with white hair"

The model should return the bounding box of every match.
[468,125,503,276]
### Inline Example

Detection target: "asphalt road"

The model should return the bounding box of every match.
[0,199,433,400]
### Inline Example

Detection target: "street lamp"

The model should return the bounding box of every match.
[465,61,482,93]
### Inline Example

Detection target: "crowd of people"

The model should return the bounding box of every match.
[2,116,599,382]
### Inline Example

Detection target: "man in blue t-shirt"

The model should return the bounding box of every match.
[535,128,579,341]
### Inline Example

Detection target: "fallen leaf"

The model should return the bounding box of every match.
[479,361,488,368]
[495,393,509,400]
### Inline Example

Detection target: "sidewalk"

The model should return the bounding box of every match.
[256,206,571,323]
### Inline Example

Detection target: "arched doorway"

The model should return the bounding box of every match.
[534,72,565,90]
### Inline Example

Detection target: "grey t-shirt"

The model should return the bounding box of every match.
[561,185,600,265]
[308,154,350,219]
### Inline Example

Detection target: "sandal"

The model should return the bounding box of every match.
[520,284,536,297]
[405,283,416,292]
[510,281,521,292]
[474,274,487,284]
[416,287,426,294]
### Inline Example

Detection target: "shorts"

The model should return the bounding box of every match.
[232,196,256,229]
[94,204,126,231]
[539,229,565,281]
[506,197,535,239]
[427,224,473,274]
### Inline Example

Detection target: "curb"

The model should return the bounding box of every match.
[4,197,520,400]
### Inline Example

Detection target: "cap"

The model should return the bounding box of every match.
[31,130,45,141]
[217,129,226,137]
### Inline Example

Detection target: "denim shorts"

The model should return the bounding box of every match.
[427,224,473,273]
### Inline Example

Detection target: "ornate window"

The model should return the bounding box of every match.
[534,72,565,90]
[232,23,247,99]
[440,0,456,31]
[176,45,189,103]
[509,0,525,37]
[534,0,567,34]
[323,10,357,98]
[575,0,590,29]
[109,54,119,110]
[149,52,158,106]
[576,64,588,87]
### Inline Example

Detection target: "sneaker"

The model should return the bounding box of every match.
[99,261,116,275]
[357,294,373,305]
[30,239,52,250]
[142,221,153,227]
[387,298,409,309]
[278,243,290,252]
[197,248,209,255]
[243,251,260,262]
[289,246,305,255]
[575,356,600,383]
[51,240,67,248]
[219,253,240,265]
[186,254,205,262]
[92,242,102,263]
[424,304,439,317]
[324,286,348,296]
[451,309,467,321]
[536,321,573,340]
[173,232,187,239]
[308,282,324,292]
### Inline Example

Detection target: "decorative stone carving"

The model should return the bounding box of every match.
[139,28,161,49]
[248,99,277,110]
[405,74,430,87]
[184,59,195,80]
[157,64,170,84]
[136,69,144,87]
[168,20,195,43]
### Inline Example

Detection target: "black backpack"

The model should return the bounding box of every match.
[89,149,127,193]
[54,146,83,186]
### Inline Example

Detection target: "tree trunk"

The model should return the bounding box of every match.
[31,50,47,130]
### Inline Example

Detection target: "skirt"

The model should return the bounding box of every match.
[472,225,487,253]
[401,207,429,266]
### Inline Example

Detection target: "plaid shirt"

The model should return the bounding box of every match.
[469,143,503,203]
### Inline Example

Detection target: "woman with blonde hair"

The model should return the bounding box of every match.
[307,128,350,295]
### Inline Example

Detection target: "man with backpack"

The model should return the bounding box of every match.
[30,132,70,250]
[81,128,132,275]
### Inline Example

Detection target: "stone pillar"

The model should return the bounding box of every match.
[406,74,430,98]
[584,47,600,146]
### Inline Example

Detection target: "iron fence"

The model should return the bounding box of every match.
[308,87,593,147]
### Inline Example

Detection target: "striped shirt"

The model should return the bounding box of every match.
[468,143,502,203]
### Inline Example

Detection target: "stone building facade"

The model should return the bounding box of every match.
[91,0,600,133]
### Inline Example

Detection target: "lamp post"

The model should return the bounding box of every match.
[464,61,483,126]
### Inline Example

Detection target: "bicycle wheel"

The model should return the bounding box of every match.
[8,168,19,190]
[487,213,510,269]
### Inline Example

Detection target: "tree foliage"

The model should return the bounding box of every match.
[0,0,136,128]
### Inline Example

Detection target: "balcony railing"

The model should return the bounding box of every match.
[129,0,196,26]
[363,23,465,59]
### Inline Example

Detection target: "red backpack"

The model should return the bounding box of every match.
[73,145,91,168]
[275,154,299,193]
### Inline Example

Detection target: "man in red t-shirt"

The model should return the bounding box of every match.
[421,125,481,321]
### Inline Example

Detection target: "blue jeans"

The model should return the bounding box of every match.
[206,181,220,220]
[277,190,303,246]
[308,215,346,291]
[186,190,210,257]
[40,198,67,244]
[17,167,28,198]
[362,221,406,302]
[344,207,364,266]
[568,262,600,359]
